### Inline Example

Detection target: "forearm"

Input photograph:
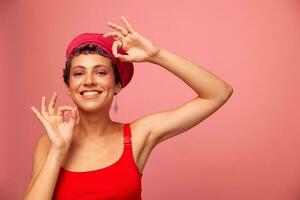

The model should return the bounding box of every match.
[23,148,65,200]
[148,47,233,99]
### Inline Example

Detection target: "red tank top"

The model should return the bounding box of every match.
[52,123,143,200]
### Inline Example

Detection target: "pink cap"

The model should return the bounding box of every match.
[65,32,134,89]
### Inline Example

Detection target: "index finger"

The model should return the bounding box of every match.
[107,22,128,35]
[112,40,122,56]
[48,92,57,114]
[120,16,134,33]
[57,106,74,117]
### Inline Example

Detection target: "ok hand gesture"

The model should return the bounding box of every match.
[30,92,78,153]
[103,16,161,63]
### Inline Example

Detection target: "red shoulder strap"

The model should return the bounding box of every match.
[123,123,132,145]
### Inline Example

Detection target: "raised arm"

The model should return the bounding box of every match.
[104,16,233,147]
[141,47,233,145]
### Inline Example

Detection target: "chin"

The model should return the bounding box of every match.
[78,103,111,113]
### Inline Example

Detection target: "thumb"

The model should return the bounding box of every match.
[68,107,78,126]
[115,54,132,62]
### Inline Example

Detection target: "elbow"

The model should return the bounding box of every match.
[227,86,233,95]
[201,85,233,101]
[224,86,233,100]
[219,85,233,101]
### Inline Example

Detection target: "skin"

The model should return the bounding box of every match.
[29,16,162,175]
[30,54,124,155]
[30,15,161,151]
[65,54,123,141]
[25,16,233,199]
[30,15,233,169]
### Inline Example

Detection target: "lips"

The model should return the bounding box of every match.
[79,90,102,96]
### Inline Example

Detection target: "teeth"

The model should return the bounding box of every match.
[82,91,100,96]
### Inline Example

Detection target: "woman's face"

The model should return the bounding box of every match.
[66,53,121,112]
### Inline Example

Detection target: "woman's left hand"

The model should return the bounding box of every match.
[103,16,160,63]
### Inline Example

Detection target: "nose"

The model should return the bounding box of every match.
[83,74,97,86]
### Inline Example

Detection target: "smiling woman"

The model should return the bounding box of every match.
[63,44,121,88]
[24,16,232,200]
[65,52,124,115]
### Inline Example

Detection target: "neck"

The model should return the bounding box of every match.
[74,107,121,140]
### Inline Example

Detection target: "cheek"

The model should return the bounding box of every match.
[100,80,115,91]
[95,73,115,87]
[69,77,81,89]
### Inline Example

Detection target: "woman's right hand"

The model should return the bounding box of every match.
[30,92,78,154]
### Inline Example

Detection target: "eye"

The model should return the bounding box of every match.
[74,72,83,76]
[97,71,107,75]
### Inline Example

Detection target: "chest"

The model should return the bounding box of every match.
[61,123,152,174]
[62,140,123,171]
[54,142,142,200]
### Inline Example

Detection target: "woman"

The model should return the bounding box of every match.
[23,16,233,199]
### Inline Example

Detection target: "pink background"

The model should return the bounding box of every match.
[1,0,300,199]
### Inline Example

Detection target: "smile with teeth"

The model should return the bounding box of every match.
[80,90,102,97]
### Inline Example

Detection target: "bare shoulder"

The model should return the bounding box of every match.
[39,133,51,146]
[23,134,51,196]
[130,112,159,146]
[36,133,51,153]
[130,115,153,146]
[32,133,52,174]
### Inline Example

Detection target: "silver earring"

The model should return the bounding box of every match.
[113,93,119,114]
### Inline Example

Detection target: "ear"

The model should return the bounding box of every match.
[114,82,122,95]
[65,84,71,96]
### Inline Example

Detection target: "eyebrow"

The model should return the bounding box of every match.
[72,64,109,70]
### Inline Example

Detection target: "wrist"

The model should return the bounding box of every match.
[147,46,163,64]
[48,147,67,165]
[50,146,69,157]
